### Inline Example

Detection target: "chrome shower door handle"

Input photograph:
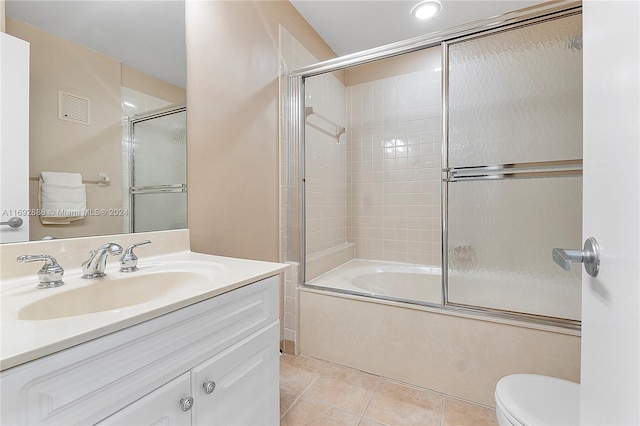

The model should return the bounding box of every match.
[552,237,601,277]
[552,248,583,271]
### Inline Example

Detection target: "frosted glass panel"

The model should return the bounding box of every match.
[447,177,582,320]
[133,111,187,186]
[133,192,187,232]
[448,14,582,167]
[131,110,187,232]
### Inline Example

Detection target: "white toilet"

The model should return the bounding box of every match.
[495,374,580,426]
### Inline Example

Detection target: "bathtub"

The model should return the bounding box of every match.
[299,258,581,408]
[307,259,442,305]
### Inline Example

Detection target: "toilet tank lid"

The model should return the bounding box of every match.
[495,374,580,426]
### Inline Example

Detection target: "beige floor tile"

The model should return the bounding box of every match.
[280,388,300,418]
[280,354,328,394]
[442,398,498,426]
[304,362,380,415]
[280,397,362,426]
[364,380,443,426]
[359,418,386,426]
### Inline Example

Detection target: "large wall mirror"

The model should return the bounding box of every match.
[3,0,187,243]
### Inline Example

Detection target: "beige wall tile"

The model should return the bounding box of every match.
[345,48,442,266]
[300,290,581,407]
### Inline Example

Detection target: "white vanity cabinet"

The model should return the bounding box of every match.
[98,372,192,426]
[191,322,279,425]
[0,275,280,426]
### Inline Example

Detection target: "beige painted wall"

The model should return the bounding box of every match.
[122,65,186,105]
[345,48,438,86]
[1,0,5,33]
[186,0,338,262]
[7,17,123,241]
[6,18,186,241]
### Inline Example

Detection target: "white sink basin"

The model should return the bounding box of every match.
[1,249,286,372]
[18,271,210,321]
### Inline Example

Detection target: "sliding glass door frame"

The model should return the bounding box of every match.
[287,1,582,331]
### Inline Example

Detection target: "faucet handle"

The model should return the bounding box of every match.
[120,240,151,273]
[17,254,64,289]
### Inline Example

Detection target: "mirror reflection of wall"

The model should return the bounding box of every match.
[3,2,186,243]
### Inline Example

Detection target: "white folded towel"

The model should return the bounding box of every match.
[39,172,87,225]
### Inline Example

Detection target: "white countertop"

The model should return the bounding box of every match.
[0,250,287,371]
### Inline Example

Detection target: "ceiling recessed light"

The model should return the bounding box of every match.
[411,1,442,20]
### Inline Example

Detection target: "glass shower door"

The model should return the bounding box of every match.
[130,107,187,232]
[444,13,583,322]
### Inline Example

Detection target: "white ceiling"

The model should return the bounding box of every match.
[290,0,546,56]
[5,0,547,88]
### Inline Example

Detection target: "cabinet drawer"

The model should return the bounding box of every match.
[0,275,279,425]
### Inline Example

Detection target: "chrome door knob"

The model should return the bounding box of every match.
[203,380,216,394]
[180,396,194,411]
[552,237,601,277]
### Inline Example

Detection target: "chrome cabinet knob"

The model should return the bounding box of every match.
[180,396,194,411]
[552,237,601,277]
[203,380,216,394]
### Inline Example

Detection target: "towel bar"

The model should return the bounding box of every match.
[30,173,110,186]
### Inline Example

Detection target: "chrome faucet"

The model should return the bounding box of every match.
[17,254,64,288]
[82,243,123,278]
[120,240,152,273]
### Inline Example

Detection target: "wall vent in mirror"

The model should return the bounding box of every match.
[58,91,90,125]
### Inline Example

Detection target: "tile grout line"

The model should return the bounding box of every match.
[359,376,385,426]
[281,359,330,421]
[291,393,371,423]
[298,372,382,420]
[280,392,303,421]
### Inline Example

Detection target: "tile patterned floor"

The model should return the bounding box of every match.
[280,354,499,426]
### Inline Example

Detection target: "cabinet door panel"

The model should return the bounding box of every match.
[97,372,192,426]
[192,322,280,426]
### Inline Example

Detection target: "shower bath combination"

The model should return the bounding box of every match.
[286,2,583,328]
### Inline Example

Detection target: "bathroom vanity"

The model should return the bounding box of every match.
[0,230,286,425]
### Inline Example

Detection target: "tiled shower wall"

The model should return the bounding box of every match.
[346,51,442,267]
[304,77,347,257]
